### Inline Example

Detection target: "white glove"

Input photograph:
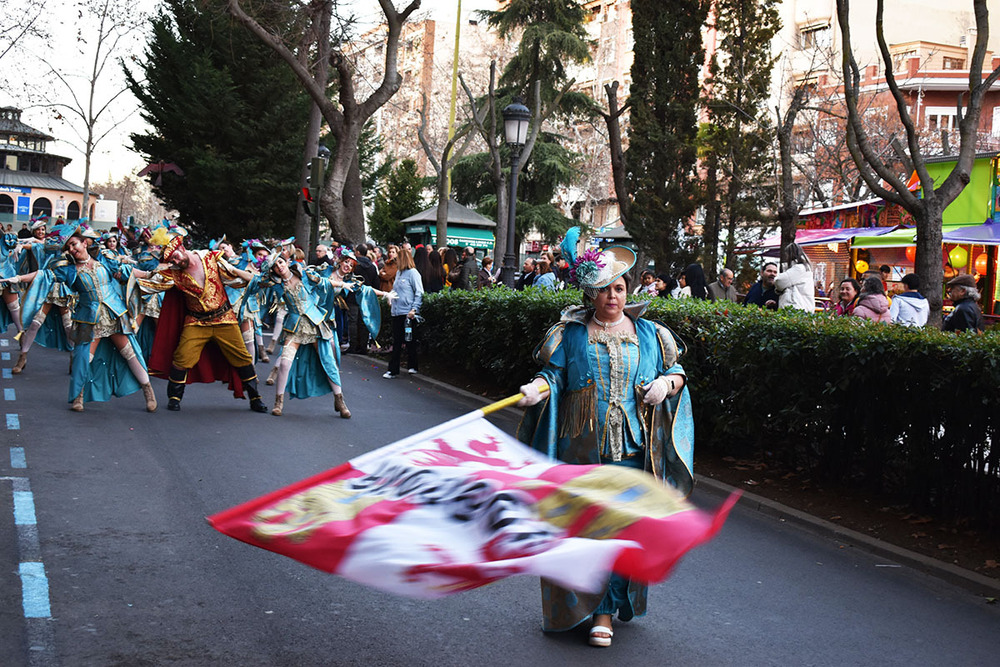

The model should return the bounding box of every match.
[642,376,671,405]
[517,377,550,407]
[385,290,398,304]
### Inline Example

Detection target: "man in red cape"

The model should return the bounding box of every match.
[136,228,268,413]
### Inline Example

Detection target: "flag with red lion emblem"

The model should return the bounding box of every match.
[208,411,738,598]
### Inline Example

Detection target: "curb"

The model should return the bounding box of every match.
[353,353,1000,599]
[695,475,1000,598]
[356,353,525,421]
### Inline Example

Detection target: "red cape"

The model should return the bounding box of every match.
[148,289,245,398]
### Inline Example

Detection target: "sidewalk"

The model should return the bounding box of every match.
[372,354,1000,600]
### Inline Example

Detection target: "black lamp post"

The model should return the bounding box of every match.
[500,97,531,287]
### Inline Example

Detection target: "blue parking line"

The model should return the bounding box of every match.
[13,491,36,525]
[4,388,14,401]
[10,447,25,468]
[19,562,51,618]
[2,368,11,379]
[7,414,20,430]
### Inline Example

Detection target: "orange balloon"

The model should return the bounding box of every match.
[855,260,869,273]
[905,246,916,263]
[975,253,989,275]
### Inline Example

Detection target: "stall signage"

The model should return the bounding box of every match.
[0,185,30,195]
[16,196,30,216]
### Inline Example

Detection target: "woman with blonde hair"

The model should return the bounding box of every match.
[383,245,423,378]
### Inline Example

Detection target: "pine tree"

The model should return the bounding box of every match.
[367,159,426,246]
[467,0,592,245]
[626,0,709,270]
[479,0,592,115]
[700,0,781,276]
[125,0,309,241]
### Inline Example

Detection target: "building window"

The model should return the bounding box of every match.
[942,56,965,70]
[925,106,957,131]
[32,197,52,218]
[892,50,916,72]
[799,24,830,50]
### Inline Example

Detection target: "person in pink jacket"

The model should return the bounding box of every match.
[852,276,892,323]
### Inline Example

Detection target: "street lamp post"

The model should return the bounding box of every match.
[500,97,531,288]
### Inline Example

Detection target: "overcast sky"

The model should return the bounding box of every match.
[3,0,497,186]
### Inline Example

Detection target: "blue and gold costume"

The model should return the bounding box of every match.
[517,301,693,632]
[18,238,74,352]
[22,251,147,404]
[0,234,21,333]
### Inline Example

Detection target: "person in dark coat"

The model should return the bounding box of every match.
[516,258,537,290]
[743,262,779,309]
[455,247,478,290]
[943,274,984,333]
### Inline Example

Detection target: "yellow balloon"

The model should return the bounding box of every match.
[855,260,869,273]
[948,246,968,268]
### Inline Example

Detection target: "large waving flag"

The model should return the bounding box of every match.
[208,406,738,599]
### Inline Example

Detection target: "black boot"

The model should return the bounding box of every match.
[237,365,268,413]
[167,366,187,411]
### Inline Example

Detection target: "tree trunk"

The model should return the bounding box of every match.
[435,172,450,248]
[702,155,719,276]
[776,103,800,250]
[603,82,630,226]
[914,198,945,327]
[295,102,322,251]
[342,154,365,242]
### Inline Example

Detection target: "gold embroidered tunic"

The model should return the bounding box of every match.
[137,250,244,326]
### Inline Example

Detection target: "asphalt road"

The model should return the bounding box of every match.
[2,333,998,666]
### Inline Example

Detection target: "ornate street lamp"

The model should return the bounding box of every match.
[500,97,531,287]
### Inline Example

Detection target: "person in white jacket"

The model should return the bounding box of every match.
[774,242,815,311]
[889,273,929,326]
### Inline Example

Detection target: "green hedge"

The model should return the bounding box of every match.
[416,287,1000,531]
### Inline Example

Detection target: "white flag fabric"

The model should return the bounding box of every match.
[209,411,737,599]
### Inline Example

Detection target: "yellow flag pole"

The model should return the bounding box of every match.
[480,382,549,416]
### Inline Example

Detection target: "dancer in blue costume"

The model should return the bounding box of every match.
[12,219,75,374]
[6,223,157,412]
[244,253,390,418]
[0,233,26,334]
[99,232,132,260]
[262,237,297,357]
[517,236,693,648]
[129,227,165,359]
[220,238,270,364]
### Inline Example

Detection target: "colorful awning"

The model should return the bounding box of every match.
[941,220,1000,245]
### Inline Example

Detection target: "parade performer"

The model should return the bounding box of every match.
[263,237,296,356]
[5,223,157,412]
[222,238,270,364]
[0,233,24,334]
[132,227,268,413]
[130,229,166,360]
[245,252,389,418]
[517,234,693,647]
[329,247,358,352]
[13,218,76,374]
[99,232,132,260]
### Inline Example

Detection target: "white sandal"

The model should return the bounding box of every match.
[589,625,613,647]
